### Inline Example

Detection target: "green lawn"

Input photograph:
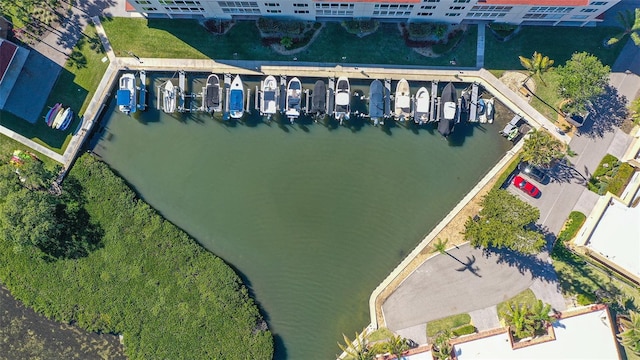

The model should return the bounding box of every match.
[426,313,471,337]
[485,26,626,70]
[0,25,108,155]
[368,327,394,342]
[496,289,538,321]
[102,18,478,66]
[527,70,565,123]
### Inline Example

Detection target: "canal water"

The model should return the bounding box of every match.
[92,72,514,359]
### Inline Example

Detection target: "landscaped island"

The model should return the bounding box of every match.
[0,154,273,359]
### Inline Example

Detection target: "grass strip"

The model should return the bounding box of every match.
[426,313,471,337]
[496,289,537,321]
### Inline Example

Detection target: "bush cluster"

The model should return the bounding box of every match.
[0,155,273,359]
[588,154,636,196]
[407,22,447,39]
[452,324,476,337]
[342,19,379,35]
[257,17,311,36]
[557,211,586,243]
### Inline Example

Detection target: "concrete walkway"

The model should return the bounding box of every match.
[476,24,485,68]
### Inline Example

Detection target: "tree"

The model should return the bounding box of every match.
[519,52,554,86]
[432,330,452,360]
[501,302,536,339]
[280,36,293,49]
[464,189,545,254]
[19,158,55,190]
[383,335,409,359]
[607,9,640,46]
[530,300,553,333]
[522,129,566,168]
[338,331,373,360]
[556,52,610,113]
[618,311,640,355]
[432,238,449,255]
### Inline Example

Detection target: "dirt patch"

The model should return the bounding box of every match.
[499,71,536,102]
[0,285,126,360]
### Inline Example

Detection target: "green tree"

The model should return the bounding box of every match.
[280,36,293,49]
[432,238,449,255]
[618,311,640,355]
[383,335,409,359]
[432,330,452,360]
[519,52,554,86]
[19,159,55,190]
[338,331,373,360]
[607,9,640,46]
[464,189,545,254]
[522,129,566,168]
[501,302,536,339]
[530,300,553,333]
[556,52,610,113]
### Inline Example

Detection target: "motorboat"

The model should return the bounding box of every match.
[229,75,244,119]
[285,77,302,121]
[414,87,430,125]
[205,74,222,113]
[310,80,326,115]
[369,79,384,126]
[486,98,495,124]
[58,108,74,131]
[334,76,350,123]
[163,80,177,114]
[500,114,523,141]
[260,75,278,117]
[394,78,411,122]
[437,82,457,137]
[478,98,487,123]
[45,103,62,126]
[117,73,137,115]
[52,107,68,129]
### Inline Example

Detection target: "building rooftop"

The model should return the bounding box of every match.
[586,197,640,279]
[484,0,589,5]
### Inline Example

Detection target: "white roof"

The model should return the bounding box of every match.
[587,197,640,278]
[455,308,619,360]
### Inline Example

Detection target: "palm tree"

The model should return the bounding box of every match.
[501,302,536,339]
[530,300,553,334]
[521,129,566,168]
[607,9,640,46]
[618,311,640,356]
[338,331,374,360]
[518,52,554,86]
[384,335,409,359]
[432,330,453,360]
[432,238,449,255]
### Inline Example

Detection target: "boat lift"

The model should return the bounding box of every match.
[137,70,147,111]
[304,88,311,114]
[223,73,232,120]
[429,81,438,123]
[254,84,260,113]
[279,76,287,115]
[327,77,335,117]
[384,79,392,119]
[468,82,479,122]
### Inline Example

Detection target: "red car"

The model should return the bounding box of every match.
[513,175,541,198]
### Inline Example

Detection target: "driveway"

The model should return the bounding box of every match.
[382,243,559,338]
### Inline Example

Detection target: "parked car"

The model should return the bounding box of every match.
[513,175,541,198]
[518,161,549,184]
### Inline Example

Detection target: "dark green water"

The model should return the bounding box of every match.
[92,73,513,359]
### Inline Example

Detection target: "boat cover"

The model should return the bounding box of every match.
[117,90,131,106]
[443,102,456,119]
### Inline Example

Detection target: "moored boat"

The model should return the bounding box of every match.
[205,74,222,113]
[52,107,68,129]
[260,75,278,116]
[334,76,350,123]
[369,79,384,126]
[117,73,137,115]
[285,77,302,122]
[437,82,457,137]
[394,78,411,122]
[229,75,244,120]
[478,98,487,123]
[310,80,326,115]
[163,80,177,114]
[414,87,430,125]
[486,98,495,124]
[45,103,62,126]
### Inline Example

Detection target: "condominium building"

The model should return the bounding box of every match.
[128,0,619,26]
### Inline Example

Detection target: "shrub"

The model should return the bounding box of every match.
[608,163,635,196]
[493,156,522,191]
[576,293,597,306]
[452,324,476,337]
[557,211,586,243]
[342,19,379,35]
[588,154,635,195]
[489,23,517,32]
[407,22,448,39]
[257,18,308,35]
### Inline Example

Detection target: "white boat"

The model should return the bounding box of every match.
[394,78,411,122]
[478,98,487,123]
[334,76,350,123]
[58,108,74,131]
[260,75,278,117]
[205,74,222,113]
[486,98,495,124]
[229,75,244,120]
[163,80,177,114]
[117,73,137,115]
[285,77,302,121]
[52,107,68,129]
[414,87,430,125]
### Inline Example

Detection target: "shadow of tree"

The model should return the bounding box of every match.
[481,246,559,285]
[547,158,588,185]
[578,85,628,138]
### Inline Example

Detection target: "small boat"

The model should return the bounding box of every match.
[414,87,430,125]
[486,98,495,124]
[229,75,244,120]
[260,75,278,116]
[310,80,326,115]
[369,80,384,126]
[58,108,74,131]
[52,107,68,129]
[117,73,137,115]
[394,78,411,122]
[478,98,487,123]
[285,77,302,121]
[438,82,457,137]
[45,103,62,126]
[205,74,222,113]
[163,80,177,114]
[334,76,350,123]
[138,70,147,111]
